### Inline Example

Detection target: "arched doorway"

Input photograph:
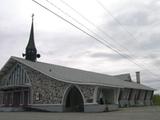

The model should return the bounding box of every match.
[64,86,84,112]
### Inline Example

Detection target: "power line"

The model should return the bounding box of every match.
[45,0,129,55]
[96,0,153,55]
[58,0,158,71]
[96,0,160,41]
[96,0,160,71]
[33,0,131,60]
[45,0,143,64]
[45,0,143,67]
[43,0,148,69]
[32,0,160,80]
[32,0,160,79]
[59,0,133,55]
[57,0,160,79]
[96,0,143,46]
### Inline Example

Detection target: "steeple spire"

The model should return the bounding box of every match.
[23,14,40,62]
[26,14,36,50]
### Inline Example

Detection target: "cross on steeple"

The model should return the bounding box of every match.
[32,14,34,21]
[22,14,40,62]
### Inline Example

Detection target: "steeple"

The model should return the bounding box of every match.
[23,14,40,62]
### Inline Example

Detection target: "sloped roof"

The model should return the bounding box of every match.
[114,73,132,82]
[0,56,154,90]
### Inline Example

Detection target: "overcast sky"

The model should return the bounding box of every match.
[0,0,160,94]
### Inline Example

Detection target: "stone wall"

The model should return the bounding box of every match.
[22,65,97,105]
[23,65,69,104]
[79,85,95,103]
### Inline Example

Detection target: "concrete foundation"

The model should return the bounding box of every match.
[129,100,135,106]
[136,100,145,106]
[84,104,106,112]
[28,104,63,112]
[0,107,24,112]
[119,100,129,107]
[106,104,119,111]
[144,100,152,106]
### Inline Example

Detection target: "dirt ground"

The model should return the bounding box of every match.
[0,106,160,120]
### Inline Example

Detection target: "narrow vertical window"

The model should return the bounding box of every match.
[25,74,27,83]
[17,66,20,85]
[19,66,22,85]
[13,69,16,85]
[22,69,24,84]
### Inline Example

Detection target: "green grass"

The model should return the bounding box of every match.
[153,95,160,105]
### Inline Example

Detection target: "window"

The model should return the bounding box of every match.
[35,92,42,101]
[86,99,93,103]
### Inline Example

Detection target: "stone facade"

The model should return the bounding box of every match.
[79,85,95,103]
[0,61,154,112]
[23,65,69,104]
[22,64,97,105]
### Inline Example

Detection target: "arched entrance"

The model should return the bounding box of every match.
[64,86,84,112]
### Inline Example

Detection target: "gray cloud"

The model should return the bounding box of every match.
[153,60,160,67]
[0,0,160,93]
[141,33,160,50]
[89,52,128,61]
[113,10,150,26]
[143,53,160,60]
[37,32,97,57]
[98,0,160,62]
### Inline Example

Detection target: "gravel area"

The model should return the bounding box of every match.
[0,106,160,120]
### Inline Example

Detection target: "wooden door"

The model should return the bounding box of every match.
[24,91,29,106]
[13,92,21,107]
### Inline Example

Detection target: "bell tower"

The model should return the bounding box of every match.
[23,14,40,62]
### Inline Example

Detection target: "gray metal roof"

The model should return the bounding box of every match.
[114,73,132,82]
[0,56,154,91]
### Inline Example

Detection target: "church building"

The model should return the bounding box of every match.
[0,17,154,112]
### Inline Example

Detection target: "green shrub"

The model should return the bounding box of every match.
[153,95,160,105]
